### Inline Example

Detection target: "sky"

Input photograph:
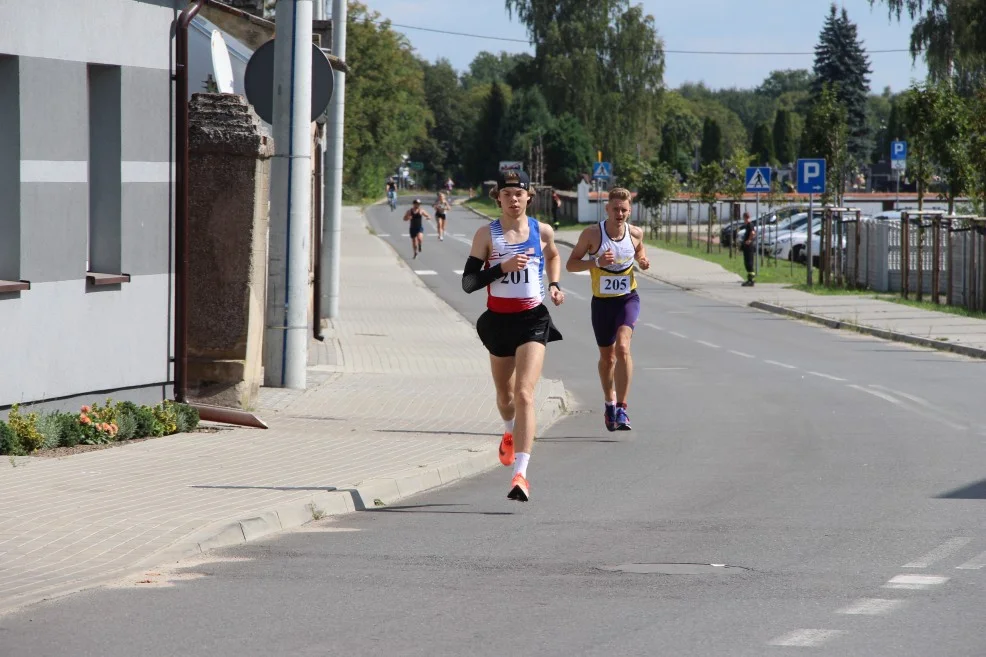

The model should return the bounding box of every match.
[363,0,928,92]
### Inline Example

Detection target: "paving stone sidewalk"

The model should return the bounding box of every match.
[554,227,986,358]
[0,206,567,614]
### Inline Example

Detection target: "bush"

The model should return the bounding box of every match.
[133,405,158,438]
[57,413,83,447]
[35,412,63,450]
[152,402,179,435]
[0,420,25,456]
[174,403,200,433]
[114,401,141,440]
[8,404,45,453]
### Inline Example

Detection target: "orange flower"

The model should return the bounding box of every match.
[81,405,91,413]
[80,415,91,425]
[100,423,111,432]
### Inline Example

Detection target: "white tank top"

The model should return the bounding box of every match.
[589,221,637,298]
[486,218,545,312]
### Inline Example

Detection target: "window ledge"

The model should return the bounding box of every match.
[0,280,30,293]
[86,272,131,286]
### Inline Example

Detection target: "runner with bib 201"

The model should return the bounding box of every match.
[566,187,650,431]
[461,170,565,502]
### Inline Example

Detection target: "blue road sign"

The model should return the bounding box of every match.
[797,158,826,194]
[745,167,771,193]
[891,140,907,161]
[592,162,612,180]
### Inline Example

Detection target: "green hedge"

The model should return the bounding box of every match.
[0,399,201,456]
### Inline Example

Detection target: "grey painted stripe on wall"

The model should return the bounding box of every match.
[19,161,173,183]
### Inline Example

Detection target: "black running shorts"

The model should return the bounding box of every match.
[476,304,563,358]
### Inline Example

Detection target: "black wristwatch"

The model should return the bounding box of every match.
[549,282,561,290]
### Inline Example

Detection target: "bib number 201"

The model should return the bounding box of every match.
[500,269,530,285]
[601,276,630,292]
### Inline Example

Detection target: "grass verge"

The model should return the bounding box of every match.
[646,237,817,285]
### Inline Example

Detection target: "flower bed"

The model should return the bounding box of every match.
[0,399,200,456]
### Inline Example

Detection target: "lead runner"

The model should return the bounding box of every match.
[460,170,565,502]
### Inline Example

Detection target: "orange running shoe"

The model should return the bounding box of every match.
[498,432,515,466]
[507,474,530,502]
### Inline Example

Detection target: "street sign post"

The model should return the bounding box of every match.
[746,167,771,276]
[891,140,907,209]
[797,159,826,286]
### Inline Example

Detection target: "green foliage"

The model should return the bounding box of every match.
[343,2,431,200]
[7,404,45,453]
[695,162,724,205]
[467,81,511,184]
[800,84,851,204]
[416,58,470,186]
[812,4,872,164]
[700,117,723,165]
[543,113,593,189]
[723,148,753,201]
[751,123,775,166]
[57,413,83,447]
[134,405,159,438]
[461,51,532,89]
[773,109,797,165]
[636,160,679,211]
[500,86,555,165]
[35,412,63,450]
[969,89,986,210]
[756,69,814,98]
[0,420,25,456]
[926,82,972,211]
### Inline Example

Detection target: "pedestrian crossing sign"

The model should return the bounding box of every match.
[592,162,612,180]
[745,167,771,193]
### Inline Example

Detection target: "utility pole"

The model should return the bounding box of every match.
[319,0,347,320]
[264,0,314,389]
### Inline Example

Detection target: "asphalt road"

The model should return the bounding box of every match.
[4,197,986,656]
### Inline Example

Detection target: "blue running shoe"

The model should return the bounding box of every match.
[604,404,617,432]
[614,406,632,431]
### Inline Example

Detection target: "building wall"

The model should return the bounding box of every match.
[0,0,178,409]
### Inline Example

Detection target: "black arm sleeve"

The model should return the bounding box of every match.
[461,256,504,294]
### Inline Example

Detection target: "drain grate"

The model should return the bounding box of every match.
[599,563,748,575]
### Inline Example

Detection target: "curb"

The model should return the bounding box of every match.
[748,300,986,361]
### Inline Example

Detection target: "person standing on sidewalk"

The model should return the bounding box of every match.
[740,212,756,287]
[565,187,650,431]
[460,169,565,502]
[403,199,431,259]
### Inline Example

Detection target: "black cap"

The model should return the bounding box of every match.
[412,198,421,204]
[496,169,531,190]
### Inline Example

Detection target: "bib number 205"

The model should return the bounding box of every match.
[500,269,530,285]
[600,275,630,292]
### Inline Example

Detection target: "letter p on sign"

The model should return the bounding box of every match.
[797,158,826,194]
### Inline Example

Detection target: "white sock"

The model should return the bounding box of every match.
[605,400,615,408]
[513,452,530,478]
[504,418,515,433]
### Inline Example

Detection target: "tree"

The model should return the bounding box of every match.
[343,3,431,199]
[757,69,814,98]
[499,87,556,180]
[461,51,532,89]
[700,117,723,165]
[812,4,872,165]
[800,84,850,205]
[636,160,679,233]
[420,59,470,183]
[969,89,986,212]
[467,81,510,184]
[694,162,724,253]
[773,109,797,165]
[751,123,775,166]
[927,83,972,213]
[543,113,593,189]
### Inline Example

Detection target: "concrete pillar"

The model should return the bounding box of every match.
[186,93,273,408]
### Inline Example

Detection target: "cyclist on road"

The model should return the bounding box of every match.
[461,169,565,502]
[566,187,650,431]
[386,179,398,211]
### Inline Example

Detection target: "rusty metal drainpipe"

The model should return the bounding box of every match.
[174,2,268,430]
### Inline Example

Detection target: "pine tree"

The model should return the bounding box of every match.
[751,122,775,166]
[659,126,679,169]
[773,109,796,166]
[700,117,723,165]
[812,4,872,165]
[469,81,510,183]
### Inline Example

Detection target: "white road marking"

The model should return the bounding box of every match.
[453,269,464,275]
[768,629,846,647]
[667,311,692,314]
[904,537,972,568]
[450,234,473,247]
[869,385,967,431]
[695,340,720,349]
[414,270,438,275]
[883,574,949,590]
[452,233,466,237]
[764,359,796,369]
[729,350,754,358]
[375,233,391,237]
[644,367,688,371]
[847,384,902,406]
[808,371,847,382]
[669,331,687,339]
[837,598,905,616]
[957,551,986,570]
[644,323,664,331]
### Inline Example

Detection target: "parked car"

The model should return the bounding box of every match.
[764,212,822,255]
[720,205,805,247]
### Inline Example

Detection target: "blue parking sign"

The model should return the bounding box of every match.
[797,159,826,194]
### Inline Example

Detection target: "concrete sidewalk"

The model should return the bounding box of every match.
[554,226,986,359]
[0,206,568,614]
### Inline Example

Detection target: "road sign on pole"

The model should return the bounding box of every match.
[745,167,771,193]
[891,140,907,171]
[797,159,826,194]
[592,162,612,180]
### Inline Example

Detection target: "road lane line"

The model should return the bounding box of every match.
[883,574,949,590]
[453,269,463,275]
[764,359,796,369]
[644,323,665,331]
[904,537,971,568]
[847,384,902,406]
[668,331,687,339]
[836,598,905,616]
[767,629,846,647]
[957,551,986,570]
[808,371,847,382]
[414,270,438,275]
[695,340,720,349]
[729,350,754,358]
[644,367,688,371]
[869,385,967,431]
[375,233,391,237]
